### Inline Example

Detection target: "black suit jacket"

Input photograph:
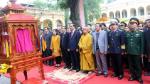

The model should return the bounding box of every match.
[68,30,81,50]
[60,32,69,49]
[144,28,150,55]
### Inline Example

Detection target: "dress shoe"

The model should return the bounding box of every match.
[144,72,150,76]
[64,66,68,69]
[111,73,118,77]
[128,77,136,81]
[76,69,80,72]
[67,66,71,69]
[137,78,143,84]
[69,67,76,71]
[57,64,60,67]
[104,74,108,77]
[118,75,124,80]
[83,71,89,74]
[96,72,102,76]
[55,64,58,67]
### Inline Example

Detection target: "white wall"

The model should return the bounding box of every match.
[101,0,150,20]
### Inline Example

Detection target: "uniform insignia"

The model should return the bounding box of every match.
[135,34,140,36]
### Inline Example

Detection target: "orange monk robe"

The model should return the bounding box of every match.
[78,33,95,71]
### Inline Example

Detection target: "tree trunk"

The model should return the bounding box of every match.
[79,0,85,27]
[68,0,80,27]
[84,3,88,25]
[64,9,69,27]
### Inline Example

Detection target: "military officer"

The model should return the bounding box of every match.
[108,21,124,80]
[125,18,144,84]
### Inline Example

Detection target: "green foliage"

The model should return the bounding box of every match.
[57,0,103,25]
[58,0,103,24]
[84,0,103,23]
[57,0,69,9]
[32,0,47,9]
[33,0,59,10]
[32,0,103,24]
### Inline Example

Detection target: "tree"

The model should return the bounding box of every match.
[33,0,59,10]
[58,0,103,26]
[68,0,80,26]
[84,0,103,24]
[58,0,80,27]
[33,0,47,9]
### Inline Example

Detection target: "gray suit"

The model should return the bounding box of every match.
[92,30,108,74]
[93,30,108,54]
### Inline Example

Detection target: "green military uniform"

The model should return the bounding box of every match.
[125,30,144,79]
[126,31,144,55]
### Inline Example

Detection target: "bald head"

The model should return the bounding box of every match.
[82,26,90,34]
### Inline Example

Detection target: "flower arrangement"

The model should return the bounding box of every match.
[0,63,12,74]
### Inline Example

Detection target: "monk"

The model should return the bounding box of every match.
[78,27,95,73]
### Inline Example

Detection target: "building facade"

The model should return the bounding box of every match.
[22,4,65,29]
[101,0,150,21]
[0,2,65,29]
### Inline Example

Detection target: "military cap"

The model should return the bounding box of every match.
[129,18,139,25]
[109,19,119,26]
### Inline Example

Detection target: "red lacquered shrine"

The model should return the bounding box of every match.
[0,0,45,84]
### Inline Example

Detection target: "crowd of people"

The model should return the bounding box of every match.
[39,17,150,84]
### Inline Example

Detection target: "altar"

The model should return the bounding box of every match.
[0,0,45,84]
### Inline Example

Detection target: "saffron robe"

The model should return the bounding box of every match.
[78,33,95,71]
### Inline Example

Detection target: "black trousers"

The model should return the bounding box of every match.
[128,54,142,79]
[55,56,62,64]
[61,49,71,67]
[111,53,124,76]
[42,49,54,66]
[147,62,150,72]
[143,56,150,72]
[123,54,129,68]
[106,53,111,68]
[70,50,80,70]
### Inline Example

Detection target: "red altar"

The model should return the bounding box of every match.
[0,0,45,84]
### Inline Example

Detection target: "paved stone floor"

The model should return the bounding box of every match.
[0,75,20,84]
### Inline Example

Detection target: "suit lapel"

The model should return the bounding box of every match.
[94,32,96,42]
[71,30,76,38]
[98,31,101,39]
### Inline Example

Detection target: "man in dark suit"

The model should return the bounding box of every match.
[68,23,81,72]
[144,19,150,76]
[43,27,53,66]
[108,21,124,80]
[60,28,71,69]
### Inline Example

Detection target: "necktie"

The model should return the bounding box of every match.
[71,31,74,37]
